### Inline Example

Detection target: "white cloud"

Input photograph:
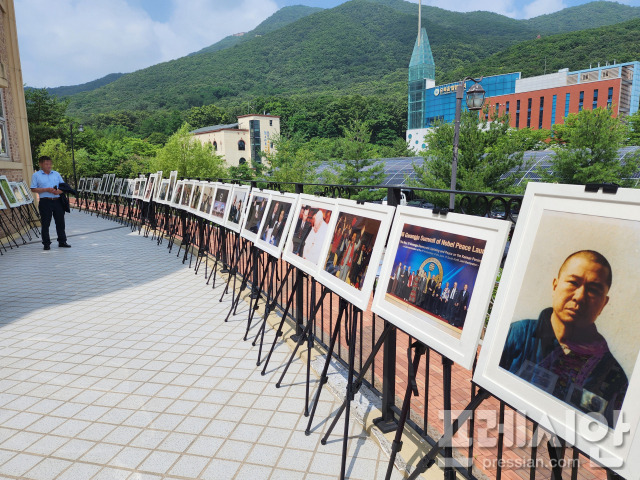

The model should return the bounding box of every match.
[522,0,568,18]
[15,0,278,87]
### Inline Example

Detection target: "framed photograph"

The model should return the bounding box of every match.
[112,178,123,197]
[155,179,170,204]
[9,182,25,206]
[0,191,6,209]
[121,179,132,198]
[188,181,203,212]
[0,175,19,207]
[240,189,271,243]
[131,178,141,199]
[282,195,337,275]
[167,171,178,204]
[90,177,100,194]
[195,182,215,218]
[177,180,193,210]
[315,200,395,311]
[170,180,184,207]
[104,174,115,196]
[225,185,250,233]
[210,184,232,225]
[371,206,509,369]
[137,177,147,200]
[474,183,640,477]
[143,174,158,202]
[97,175,107,194]
[255,192,299,258]
[17,182,34,204]
[78,178,86,192]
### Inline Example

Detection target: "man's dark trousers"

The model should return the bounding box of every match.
[39,198,67,246]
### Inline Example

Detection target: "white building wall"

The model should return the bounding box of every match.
[515,69,568,93]
[406,128,431,152]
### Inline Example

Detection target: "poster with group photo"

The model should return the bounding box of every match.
[255,192,299,258]
[225,185,250,233]
[240,189,271,243]
[282,194,337,276]
[210,184,232,225]
[316,200,395,311]
[143,174,157,202]
[474,183,640,479]
[372,206,509,369]
[195,183,215,218]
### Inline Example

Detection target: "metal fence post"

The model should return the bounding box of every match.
[374,186,401,433]
[250,180,259,298]
[293,183,305,339]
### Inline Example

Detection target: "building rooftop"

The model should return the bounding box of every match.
[190,123,239,135]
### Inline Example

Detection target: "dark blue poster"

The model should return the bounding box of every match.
[386,223,486,333]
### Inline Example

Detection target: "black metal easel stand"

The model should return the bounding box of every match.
[243,252,275,341]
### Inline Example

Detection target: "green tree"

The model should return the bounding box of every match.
[546,107,639,185]
[332,120,385,200]
[186,104,231,130]
[37,138,90,183]
[151,124,228,179]
[626,110,640,146]
[265,135,320,189]
[25,88,68,167]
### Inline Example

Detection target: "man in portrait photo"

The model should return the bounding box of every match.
[499,250,628,427]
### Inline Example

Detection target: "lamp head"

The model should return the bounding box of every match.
[466,82,486,111]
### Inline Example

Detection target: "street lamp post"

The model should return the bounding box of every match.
[69,123,83,189]
[449,77,486,210]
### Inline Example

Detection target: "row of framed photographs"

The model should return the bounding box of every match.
[0,176,34,209]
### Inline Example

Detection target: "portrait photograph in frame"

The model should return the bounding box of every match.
[240,190,271,243]
[170,180,184,207]
[137,177,148,200]
[371,206,509,369]
[189,181,203,212]
[98,175,108,194]
[210,184,232,225]
[143,174,158,202]
[132,178,142,199]
[78,178,86,192]
[166,171,178,204]
[0,175,19,207]
[121,179,132,198]
[282,194,337,276]
[156,179,170,204]
[255,192,299,258]
[225,185,250,233]
[91,178,100,194]
[179,181,194,210]
[112,178,123,197]
[105,174,115,196]
[316,200,395,311]
[474,183,640,478]
[196,183,215,219]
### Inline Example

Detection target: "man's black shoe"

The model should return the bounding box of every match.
[58,242,71,248]
[43,245,51,251]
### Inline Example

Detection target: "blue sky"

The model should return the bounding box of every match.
[15,0,640,88]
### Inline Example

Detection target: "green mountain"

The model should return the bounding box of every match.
[189,5,323,56]
[37,73,124,97]
[63,0,640,117]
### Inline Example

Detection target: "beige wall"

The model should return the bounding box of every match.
[237,114,280,161]
[194,129,249,167]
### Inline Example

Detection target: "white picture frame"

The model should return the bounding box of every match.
[254,192,299,258]
[0,190,6,210]
[97,174,108,194]
[188,181,204,213]
[112,178,123,197]
[17,182,34,204]
[0,175,20,207]
[166,171,178,206]
[143,174,158,202]
[474,182,640,478]
[195,182,216,219]
[178,180,194,210]
[78,178,86,192]
[371,205,509,369]
[315,199,395,311]
[225,185,250,233]
[9,182,25,206]
[169,180,185,208]
[210,183,233,225]
[282,194,338,276]
[240,189,271,244]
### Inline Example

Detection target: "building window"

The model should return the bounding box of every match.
[506,101,510,115]
[579,91,584,111]
[551,95,557,128]
[212,141,217,150]
[249,120,261,164]
[269,120,273,126]
[527,98,532,128]
[538,97,544,129]
[238,140,245,151]
[593,89,599,109]
[565,93,571,117]
[0,92,8,156]
[515,100,520,128]
[239,157,246,165]
[607,87,614,108]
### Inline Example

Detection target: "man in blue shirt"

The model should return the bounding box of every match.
[30,156,70,250]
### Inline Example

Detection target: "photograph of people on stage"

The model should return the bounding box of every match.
[386,224,486,335]
[180,182,192,208]
[260,200,293,247]
[212,188,230,218]
[244,194,268,234]
[227,189,248,227]
[289,204,332,265]
[323,212,381,291]
[189,183,202,210]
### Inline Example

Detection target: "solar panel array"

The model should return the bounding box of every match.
[313,147,640,188]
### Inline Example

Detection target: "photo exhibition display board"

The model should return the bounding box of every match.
[282,194,338,276]
[0,175,20,208]
[78,178,86,192]
[210,184,233,226]
[372,206,509,369]
[315,199,395,311]
[196,182,215,218]
[112,178,123,197]
[474,183,640,478]
[170,180,184,207]
[156,179,170,204]
[240,189,272,244]
[18,182,34,204]
[9,183,26,205]
[166,171,178,205]
[254,192,299,258]
[225,185,250,233]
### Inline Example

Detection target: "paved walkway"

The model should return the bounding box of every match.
[0,213,403,480]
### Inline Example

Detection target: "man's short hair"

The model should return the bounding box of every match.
[38,156,52,164]
[558,250,612,288]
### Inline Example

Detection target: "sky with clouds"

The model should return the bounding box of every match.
[15,0,639,88]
